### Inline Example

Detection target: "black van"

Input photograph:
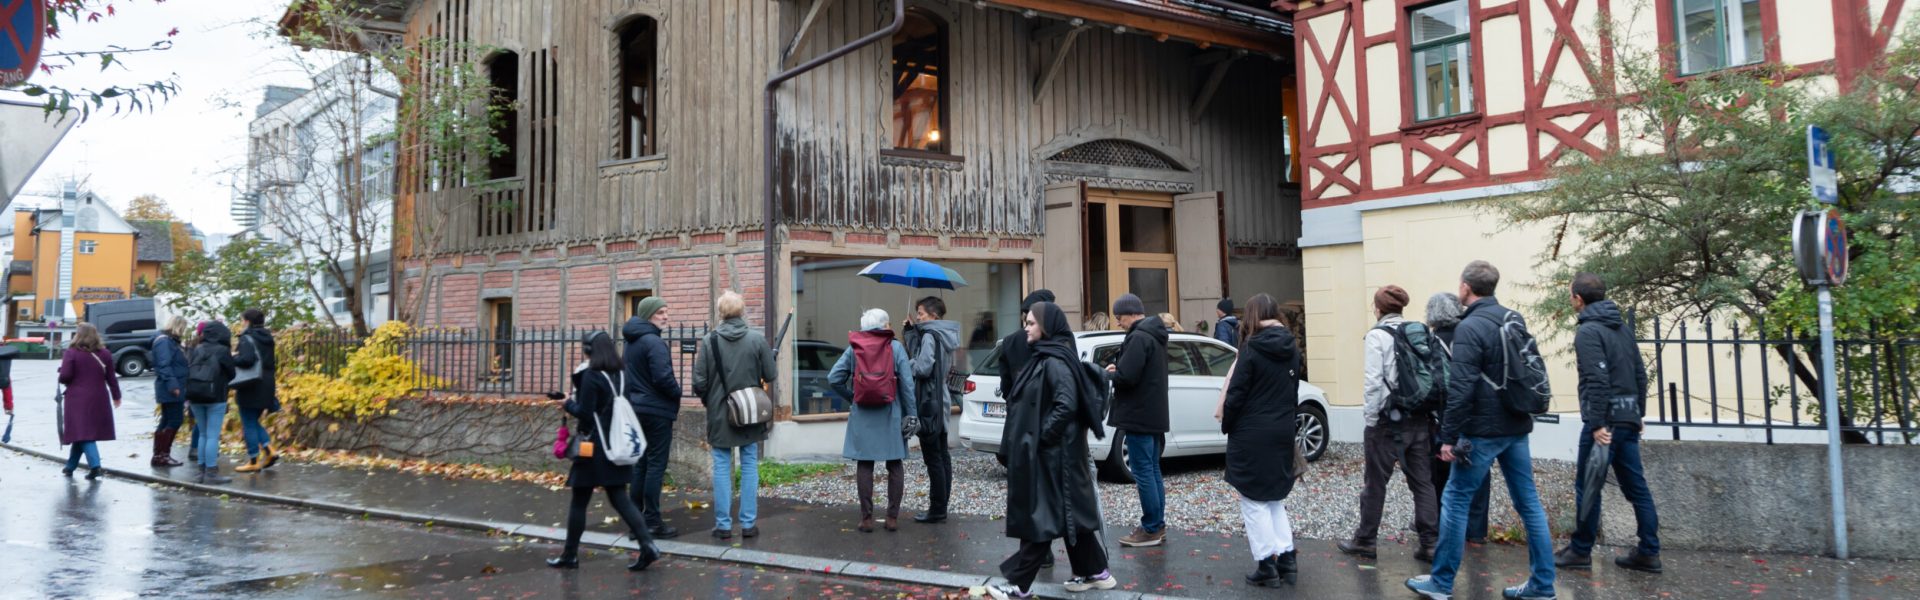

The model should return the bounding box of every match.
[84,298,159,377]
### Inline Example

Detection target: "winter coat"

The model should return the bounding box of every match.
[1574,300,1649,427]
[1439,297,1535,444]
[692,317,776,449]
[827,330,917,461]
[996,330,1033,394]
[1001,307,1103,543]
[1361,314,1405,428]
[1214,316,1240,347]
[1421,323,1457,431]
[58,347,122,445]
[233,326,279,412]
[564,364,636,488]
[1221,324,1300,501]
[1106,315,1170,434]
[150,333,188,405]
[905,319,961,435]
[186,323,236,405]
[622,318,683,421]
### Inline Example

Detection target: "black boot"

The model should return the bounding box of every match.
[546,556,580,569]
[86,467,104,480]
[1614,552,1663,573]
[1275,550,1298,584]
[1246,554,1282,587]
[199,466,232,485]
[628,543,662,571]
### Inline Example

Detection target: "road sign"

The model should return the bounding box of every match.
[1808,126,1839,204]
[1792,209,1849,287]
[1823,209,1849,284]
[0,0,47,86]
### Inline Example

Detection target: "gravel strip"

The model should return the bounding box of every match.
[762,442,1577,545]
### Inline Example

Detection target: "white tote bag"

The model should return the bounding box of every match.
[597,371,647,466]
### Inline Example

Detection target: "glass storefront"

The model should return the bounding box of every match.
[790,257,1025,416]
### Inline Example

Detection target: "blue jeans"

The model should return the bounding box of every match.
[1570,424,1660,556]
[710,443,760,530]
[1431,435,1555,595]
[239,406,270,458]
[189,403,227,468]
[65,441,101,471]
[1124,433,1166,533]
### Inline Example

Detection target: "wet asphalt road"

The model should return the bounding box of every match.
[0,451,959,599]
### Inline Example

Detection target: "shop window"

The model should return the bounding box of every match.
[485,51,520,180]
[890,10,949,153]
[1410,0,1473,121]
[617,16,659,159]
[1674,0,1762,74]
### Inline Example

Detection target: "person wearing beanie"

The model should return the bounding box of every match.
[1214,298,1240,347]
[996,290,1055,393]
[622,296,683,539]
[1340,284,1440,563]
[1102,293,1172,547]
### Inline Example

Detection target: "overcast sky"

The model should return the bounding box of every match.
[6,0,338,235]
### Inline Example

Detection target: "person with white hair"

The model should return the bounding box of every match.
[693,290,777,539]
[827,308,919,532]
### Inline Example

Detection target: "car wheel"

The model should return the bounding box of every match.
[1296,404,1329,462]
[117,354,148,378]
[1096,433,1135,484]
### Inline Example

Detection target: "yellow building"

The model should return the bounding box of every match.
[4,189,154,338]
[1284,0,1916,453]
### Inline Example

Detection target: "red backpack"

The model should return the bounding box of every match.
[848,330,898,408]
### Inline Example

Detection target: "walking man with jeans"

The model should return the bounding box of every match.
[1104,294,1171,547]
[1556,273,1662,573]
[1407,261,1557,600]
[1340,285,1439,562]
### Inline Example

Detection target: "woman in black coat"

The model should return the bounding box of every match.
[987,302,1115,600]
[1219,293,1302,587]
[233,309,280,473]
[547,332,661,571]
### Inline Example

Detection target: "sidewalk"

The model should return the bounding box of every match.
[6,364,1918,599]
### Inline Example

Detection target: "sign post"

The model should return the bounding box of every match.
[1793,208,1851,560]
[1808,126,1839,204]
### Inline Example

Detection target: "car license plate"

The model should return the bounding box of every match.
[983,402,1007,418]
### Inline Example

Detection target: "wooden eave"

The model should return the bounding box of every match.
[277,0,413,52]
[983,0,1292,56]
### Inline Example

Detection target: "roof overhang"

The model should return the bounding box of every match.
[981,0,1291,56]
[278,0,412,53]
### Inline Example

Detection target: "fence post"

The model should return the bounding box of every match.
[1669,383,1681,441]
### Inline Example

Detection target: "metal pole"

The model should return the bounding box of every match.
[1819,285,1849,559]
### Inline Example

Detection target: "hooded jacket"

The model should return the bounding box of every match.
[234,325,279,411]
[1001,302,1103,542]
[1361,314,1405,427]
[1221,322,1301,501]
[1574,300,1648,427]
[905,319,962,435]
[1106,315,1170,434]
[186,322,236,404]
[1439,297,1535,443]
[622,317,683,421]
[692,317,776,448]
[150,332,189,404]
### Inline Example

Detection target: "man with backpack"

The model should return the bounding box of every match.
[1339,285,1440,563]
[903,296,961,524]
[1555,273,1662,574]
[1407,261,1557,600]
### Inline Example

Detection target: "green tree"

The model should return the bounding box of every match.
[3,1,180,122]
[156,236,318,329]
[1502,24,1920,439]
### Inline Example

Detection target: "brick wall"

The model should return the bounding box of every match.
[517,268,562,327]
[566,265,612,328]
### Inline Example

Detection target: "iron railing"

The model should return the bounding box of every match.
[285,325,710,398]
[1633,312,1919,444]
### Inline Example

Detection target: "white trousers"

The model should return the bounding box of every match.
[1238,495,1296,560]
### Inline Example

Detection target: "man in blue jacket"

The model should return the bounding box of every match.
[1556,273,1661,574]
[1407,261,1556,600]
[624,297,682,539]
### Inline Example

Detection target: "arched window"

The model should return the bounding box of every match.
[616,16,658,159]
[890,10,949,153]
[485,51,520,180]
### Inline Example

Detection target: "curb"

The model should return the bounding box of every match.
[4,442,1183,600]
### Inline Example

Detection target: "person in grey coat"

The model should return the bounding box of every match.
[902,296,961,524]
[828,309,919,533]
[692,291,777,539]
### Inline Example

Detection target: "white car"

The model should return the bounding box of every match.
[957,331,1331,483]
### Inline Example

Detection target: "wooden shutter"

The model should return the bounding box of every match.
[1041,182,1086,327]
[1174,191,1226,329]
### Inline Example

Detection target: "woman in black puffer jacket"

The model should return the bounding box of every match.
[1219,293,1302,587]
[547,331,660,572]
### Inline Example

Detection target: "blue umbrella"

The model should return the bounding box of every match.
[858,258,968,290]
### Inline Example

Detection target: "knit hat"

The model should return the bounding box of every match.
[1112,294,1145,316]
[1374,285,1411,315]
[634,296,668,321]
[1217,298,1234,314]
[1022,289,1056,314]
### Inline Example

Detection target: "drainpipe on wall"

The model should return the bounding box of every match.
[761,0,906,344]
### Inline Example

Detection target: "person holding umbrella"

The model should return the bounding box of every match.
[1556,273,1662,573]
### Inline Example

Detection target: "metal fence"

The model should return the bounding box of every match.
[285,325,710,398]
[1635,313,1920,444]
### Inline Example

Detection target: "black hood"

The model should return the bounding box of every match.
[1577,299,1626,330]
[242,325,274,347]
[1246,323,1297,363]
[622,316,660,342]
[201,322,232,346]
[1130,315,1170,344]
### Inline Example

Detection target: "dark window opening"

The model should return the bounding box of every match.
[486,51,520,180]
[617,17,658,159]
[487,299,514,379]
[890,10,949,153]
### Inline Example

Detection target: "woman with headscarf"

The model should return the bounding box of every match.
[1423,292,1492,543]
[986,301,1116,600]
[547,331,661,571]
[1221,293,1302,587]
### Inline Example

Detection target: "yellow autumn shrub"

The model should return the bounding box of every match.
[280,321,443,423]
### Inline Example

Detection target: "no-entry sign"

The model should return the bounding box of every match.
[1,0,47,86]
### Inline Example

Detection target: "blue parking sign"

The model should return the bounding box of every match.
[1808,126,1838,204]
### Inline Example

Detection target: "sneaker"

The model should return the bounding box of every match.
[1502,584,1556,599]
[985,582,1032,600]
[1118,527,1165,547]
[1337,538,1377,559]
[1405,575,1452,600]
[1553,546,1591,569]
[1063,570,1117,592]
[1614,552,1663,573]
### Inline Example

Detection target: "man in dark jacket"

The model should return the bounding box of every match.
[1408,261,1556,600]
[624,297,683,539]
[1103,293,1171,547]
[1556,273,1662,574]
[996,290,1054,393]
[1213,298,1239,347]
[233,309,279,474]
[903,296,961,524]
